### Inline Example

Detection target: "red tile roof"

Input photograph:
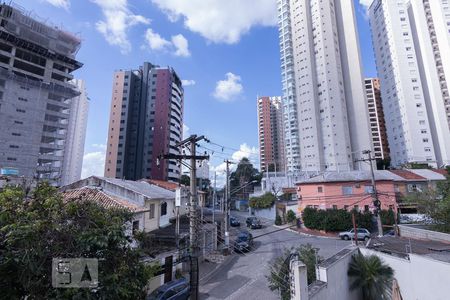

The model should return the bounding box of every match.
[388,170,426,180]
[142,179,181,191]
[62,187,146,212]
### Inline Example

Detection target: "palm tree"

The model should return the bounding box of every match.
[348,253,394,300]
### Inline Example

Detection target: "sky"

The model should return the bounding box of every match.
[16,0,377,186]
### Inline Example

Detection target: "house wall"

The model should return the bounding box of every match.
[250,205,276,220]
[399,224,450,243]
[312,250,361,300]
[360,248,450,300]
[297,180,397,212]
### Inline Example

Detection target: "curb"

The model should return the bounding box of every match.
[199,254,234,284]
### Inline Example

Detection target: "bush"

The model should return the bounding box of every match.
[275,215,282,225]
[302,207,375,232]
[380,209,395,226]
[249,192,276,209]
[286,210,297,223]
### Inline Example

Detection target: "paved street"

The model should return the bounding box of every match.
[199,212,351,300]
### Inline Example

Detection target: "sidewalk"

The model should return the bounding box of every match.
[199,252,233,284]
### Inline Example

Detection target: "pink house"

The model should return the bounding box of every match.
[296,171,401,214]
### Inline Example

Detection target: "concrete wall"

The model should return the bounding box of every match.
[399,224,450,243]
[250,205,276,220]
[360,248,450,300]
[311,249,360,300]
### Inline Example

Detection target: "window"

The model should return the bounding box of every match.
[364,205,369,212]
[342,186,353,195]
[149,203,155,219]
[332,205,337,210]
[317,186,323,193]
[132,220,139,235]
[161,202,167,216]
[364,185,374,194]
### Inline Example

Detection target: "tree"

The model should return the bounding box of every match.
[249,192,276,209]
[0,183,157,299]
[406,168,450,233]
[179,174,190,186]
[348,253,394,300]
[267,244,322,300]
[286,210,297,223]
[229,158,261,199]
[275,215,282,226]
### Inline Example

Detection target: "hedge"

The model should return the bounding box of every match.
[302,207,375,232]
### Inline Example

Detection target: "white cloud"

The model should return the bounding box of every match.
[144,28,171,51]
[359,0,374,9]
[210,143,259,188]
[143,30,191,57]
[44,0,70,10]
[81,144,106,179]
[91,0,150,54]
[213,72,243,102]
[181,79,196,86]
[171,34,191,57]
[182,123,190,138]
[151,0,277,44]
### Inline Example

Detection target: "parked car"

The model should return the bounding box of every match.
[246,217,262,229]
[384,229,395,237]
[230,216,241,227]
[146,278,190,300]
[233,231,254,253]
[338,228,371,241]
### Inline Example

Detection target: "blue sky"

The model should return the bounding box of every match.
[16,0,377,182]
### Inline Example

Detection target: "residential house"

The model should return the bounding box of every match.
[296,170,447,215]
[61,176,176,231]
[296,171,401,214]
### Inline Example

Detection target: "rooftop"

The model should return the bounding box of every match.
[368,236,450,263]
[297,169,448,184]
[62,186,147,212]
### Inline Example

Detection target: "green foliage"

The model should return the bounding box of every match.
[286,210,297,223]
[267,244,322,300]
[179,174,190,186]
[275,215,282,226]
[230,158,261,197]
[348,253,394,300]
[302,207,376,232]
[406,170,450,233]
[380,209,396,226]
[0,183,156,299]
[249,192,276,209]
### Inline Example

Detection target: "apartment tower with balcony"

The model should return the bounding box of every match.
[0,4,83,184]
[61,79,89,185]
[364,78,390,161]
[369,0,450,168]
[257,96,285,173]
[104,62,183,182]
[277,0,373,172]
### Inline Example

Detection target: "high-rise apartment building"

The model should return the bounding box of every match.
[278,0,301,174]
[365,78,390,161]
[0,4,82,184]
[104,62,183,182]
[257,96,285,173]
[61,79,89,185]
[277,0,373,172]
[369,0,450,168]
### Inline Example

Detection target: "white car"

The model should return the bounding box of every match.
[339,228,371,241]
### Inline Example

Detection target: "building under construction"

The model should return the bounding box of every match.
[0,3,83,184]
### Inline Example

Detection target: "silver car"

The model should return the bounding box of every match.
[339,228,371,241]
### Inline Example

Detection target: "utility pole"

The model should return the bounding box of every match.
[224,159,234,248]
[162,134,209,300]
[213,172,216,224]
[358,150,383,237]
